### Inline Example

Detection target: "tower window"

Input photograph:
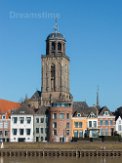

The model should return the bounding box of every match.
[52,42,55,50]
[58,42,61,50]
[51,64,55,91]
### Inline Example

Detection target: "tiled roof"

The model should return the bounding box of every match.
[73,101,98,117]
[99,106,113,116]
[0,99,20,113]
[11,104,35,115]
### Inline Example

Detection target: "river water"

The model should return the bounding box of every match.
[0,157,122,163]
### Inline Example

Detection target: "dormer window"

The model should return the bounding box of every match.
[104,111,109,116]
[89,112,96,118]
[2,115,5,119]
[77,113,81,117]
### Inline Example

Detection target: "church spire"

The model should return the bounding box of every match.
[53,17,58,33]
[96,86,100,107]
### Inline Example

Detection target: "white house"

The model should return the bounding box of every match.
[10,105,34,142]
[115,116,122,137]
[87,111,99,138]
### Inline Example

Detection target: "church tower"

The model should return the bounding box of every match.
[41,21,72,106]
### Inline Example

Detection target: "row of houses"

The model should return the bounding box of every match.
[0,100,122,143]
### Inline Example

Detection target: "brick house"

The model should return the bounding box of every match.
[49,102,72,142]
[98,106,115,136]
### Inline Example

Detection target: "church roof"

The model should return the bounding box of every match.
[30,90,41,100]
[46,32,65,41]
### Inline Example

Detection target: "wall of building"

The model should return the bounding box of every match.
[10,114,33,142]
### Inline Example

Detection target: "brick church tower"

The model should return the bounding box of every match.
[40,21,72,106]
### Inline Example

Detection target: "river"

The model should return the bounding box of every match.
[0,157,122,163]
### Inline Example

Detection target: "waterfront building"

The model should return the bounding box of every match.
[87,108,99,138]
[10,105,34,142]
[0,112,11,142]
[115,116,122,137]
[71,112,87,139]
[49,102,72,142]
[34,106,48,142]
[98,106,115,136]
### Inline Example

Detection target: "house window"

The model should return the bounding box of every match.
[26,117,31,124]
[100,120,103,126]
[59,113,64,119]
[67,113,70,119]
[105,128,108,136]
[52,113,57,119]
[53,122,57,128]
[36,128,39,134]
[105,120,108,126]
[54,130,57,136]
[36,118,39,123]
[93,121,97,128]
[26,129,31,135]
[4,122,8,128]
[41,118,44,123]
[99,128,103,136]
[74,131,78,138]
[74,122,78,128]
[0,131,2,135]
[104,111,109,115]
[41,137,43,141]
[110,120,113,125]
[0,122,2,128]
[119,120,121,124]
[79,122,82,128]
[20,117,24,124]
[89,121,92,128]
[77,113,81,117]
[66,130,70,136]
[13,117,17,124]
[12,129,17,135]
[2,115,5,119]
[66,122,70,128]
[19,129,24,135]
[5,131,9,136]
[41,128,43,134]
[79,131,83,138]
[118,125,122,131]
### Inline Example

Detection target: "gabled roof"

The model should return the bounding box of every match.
[30,90,41,100]
[99,106,113,116]
[11,104,35,115]
[114,106,122,120]
[73,101,98,117]
[0,99,20,113]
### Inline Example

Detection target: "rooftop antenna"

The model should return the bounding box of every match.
[53,17,58,33]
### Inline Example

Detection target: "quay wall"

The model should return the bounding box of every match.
[1,142,122,158]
